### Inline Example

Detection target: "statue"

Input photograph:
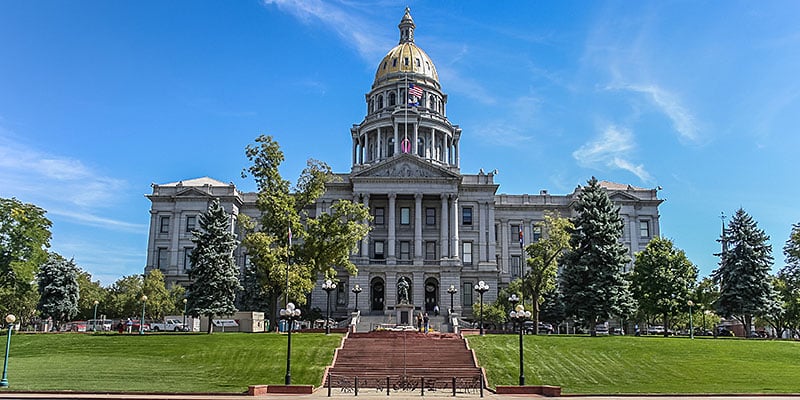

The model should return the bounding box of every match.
[397,277,410,304]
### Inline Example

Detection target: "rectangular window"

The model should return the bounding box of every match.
[374,241,385,259]
[462,282,473,306]
[511,224,519,239]
[462,242,473,265]
[400,207,410,225]
[337,284,347,306]
[533,225,542,242]
[186,216,197,233]
[426,208,436,225]
[159,216,170,234]
[510,256,520,278]
[157,248,168,269]
[184,248,193,271]
[640,220,650,238]
[462,207,473,226]
[400,241,411,260]
[374,207,385,225]
[425,241,436,260]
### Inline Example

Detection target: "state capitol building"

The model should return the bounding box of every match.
[144,10,663,322]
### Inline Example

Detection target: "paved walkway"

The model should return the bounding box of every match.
[1,391,800,400]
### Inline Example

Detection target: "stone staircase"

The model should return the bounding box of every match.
[323,331,484,392]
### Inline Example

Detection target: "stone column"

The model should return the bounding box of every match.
[393,123,399,155]
[146,210,158,268]
[377,129,383,160]
[478,202,486,262]
[412,271,424,308]
[488,202,497,264]
[451,194,459,259]
[500,219,509,274]
[361,194,370,257]
[364,132,370,163]
[414,193,423,262]
[440,194,449,258]
[388,192,397,263]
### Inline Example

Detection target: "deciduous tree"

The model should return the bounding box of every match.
[560,177,634,335]
[630,237,698,336]
[713,208,774,337]
[188,199,241,334]
[522,212,571,334]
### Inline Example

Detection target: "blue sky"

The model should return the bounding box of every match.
[2,1,799,285]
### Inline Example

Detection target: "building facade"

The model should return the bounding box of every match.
[144,9,663,320]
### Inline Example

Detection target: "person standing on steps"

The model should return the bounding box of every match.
[416,313,423,332]
[423,312,429,333]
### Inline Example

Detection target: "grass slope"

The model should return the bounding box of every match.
[468,335,800,394]
[3,332,342,393]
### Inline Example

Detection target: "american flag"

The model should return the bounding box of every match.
[408,83,423,98]
[519,225,524,248]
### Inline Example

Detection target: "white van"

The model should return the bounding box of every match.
[86,319,113,331]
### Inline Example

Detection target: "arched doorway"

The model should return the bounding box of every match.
[424,277,439,312]
[371,277,384,312]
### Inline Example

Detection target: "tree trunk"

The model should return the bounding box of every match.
[207,314,213,334]
[663,312,669,337]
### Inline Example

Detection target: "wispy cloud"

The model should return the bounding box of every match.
[572,125,652,182]
[609,83,700,144]
[0,129,139,231]
[262,0,392,63]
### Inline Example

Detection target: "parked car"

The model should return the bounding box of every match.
[538,322,554,334]
[595,324,609,335]
[131,320,150,332]
[150,318,188,332]
[646,325,665,335]
[62,321,87,332]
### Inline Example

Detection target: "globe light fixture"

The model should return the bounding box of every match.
[687,300,695,339]
[92,300,100,332]
[508,295,531,386]
[280,302,302,385]
[1,314,16,387]
[140,295,148,335]
[182,298,188,330]
[473,281,489,335]
[322,279,337,335]
[447,284,458,315]
[351,284,362,312]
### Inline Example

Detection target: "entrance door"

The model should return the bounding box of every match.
[424,278,439,312]
[371,278,385,312]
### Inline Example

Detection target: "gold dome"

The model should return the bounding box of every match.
[373,9,439,87]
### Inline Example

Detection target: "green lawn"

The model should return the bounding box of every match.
[468,334,800,394]
[3,332,800,394]
[2,332,342,393]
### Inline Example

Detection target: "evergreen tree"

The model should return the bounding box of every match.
[630,237,698,336]
[560,177,634,335]
[778,222,800,336]
[712,208,774,337]
[187,199,241,333]
[36,253,80,329]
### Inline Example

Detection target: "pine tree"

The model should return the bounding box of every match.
[713,208,774,337]
[188,199,241,333]
[37,253,80,330]
[560,177,634,335]
[778,222,800,336]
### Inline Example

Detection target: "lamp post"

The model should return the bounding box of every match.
[508,295,530,386]
[140,295,148,335]
[322,279,337,335]
[92,300,99,332]
[1,314,16,387]
[474,281,489,335]
[687,300,694,339]
[351,284,362,313]
[182,298,188,330]
[447,284,458,315]
[280,302,302,385]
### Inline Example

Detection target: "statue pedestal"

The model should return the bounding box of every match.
[395,303,414,326]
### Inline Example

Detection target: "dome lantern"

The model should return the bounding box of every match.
[398,7,415,44]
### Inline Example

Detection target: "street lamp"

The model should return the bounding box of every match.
[687,300,694,339]
[140,295,148,335]
[473,281,489,335]
[447,284,458,315]
[280,302,302,385]
[322,279,337,335]
[183,298,188,330]
[351,284,362,313]
[1,314,16,387]
[92,300,99,332]
[508,295,530,386]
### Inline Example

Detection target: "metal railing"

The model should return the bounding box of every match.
[326,374,483,397]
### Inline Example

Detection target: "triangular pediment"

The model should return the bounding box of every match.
[352,154,460,180]
[174,187,214,198]
[608,191,640,201]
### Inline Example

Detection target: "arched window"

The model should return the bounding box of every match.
[429,95,436,112]
[389,92,396,106]
[417,137,425,157]
[369,99,374,113]
[377,95,384,109]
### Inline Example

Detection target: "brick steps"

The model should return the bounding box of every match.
[325,331,483,387]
